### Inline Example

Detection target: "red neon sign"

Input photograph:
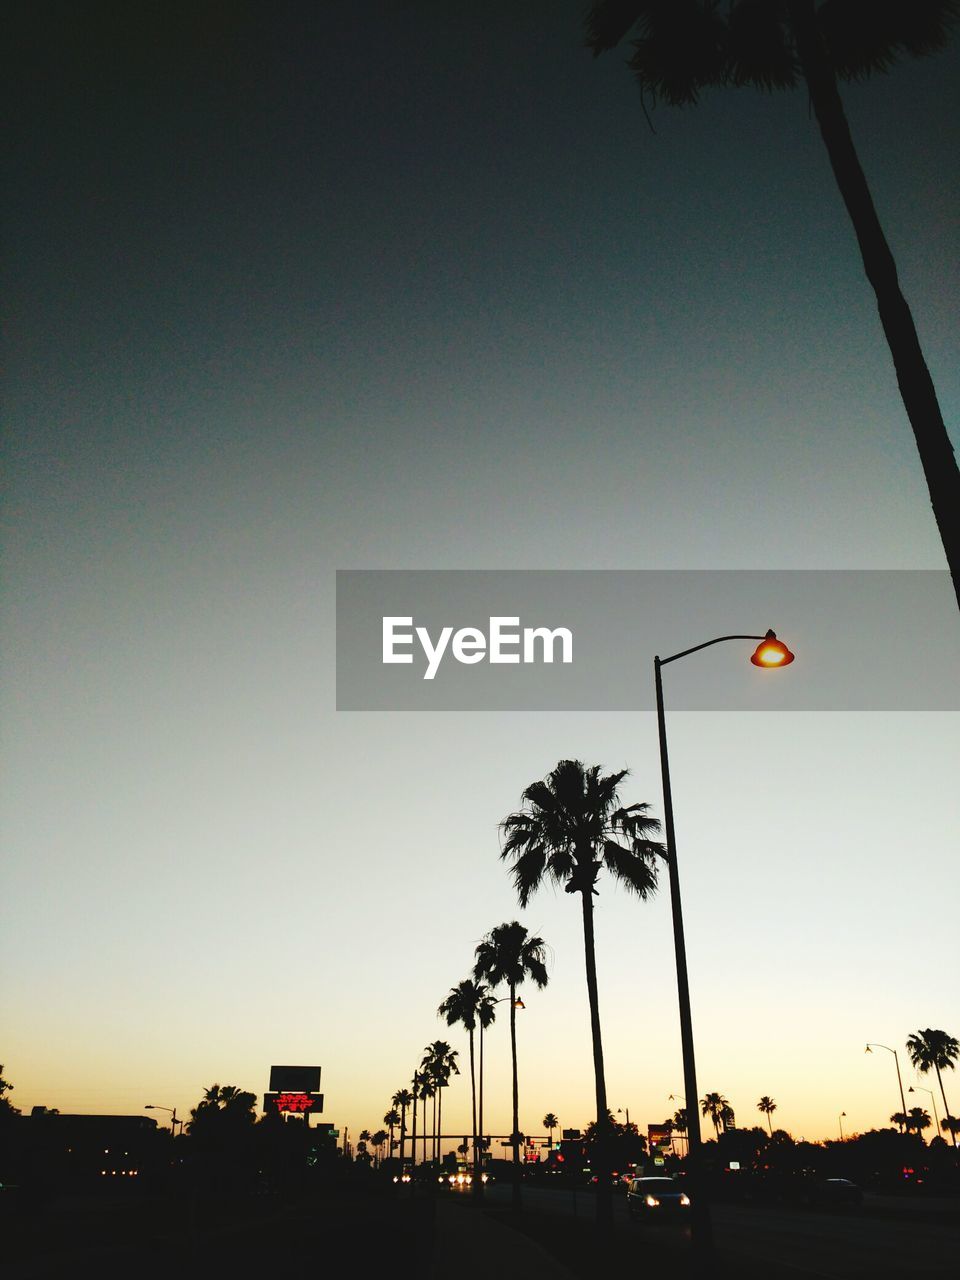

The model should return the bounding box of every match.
[275,1092,315,1113]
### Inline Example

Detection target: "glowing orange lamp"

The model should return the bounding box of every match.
[750,630,794,668]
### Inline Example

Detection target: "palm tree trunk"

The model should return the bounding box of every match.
[469,1025,480,1194]
[479,1019,486,1181]
[411,1078,418,1168]
[437,1086,442,1166]
[767,1113,772,1138]
[580,886,612,1230]
[509,980,521,1212]
[933,1063,958,1149]
[787,0,960,612]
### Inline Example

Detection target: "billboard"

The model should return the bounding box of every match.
[263,1091,324,1115]
[269,1065,321,1093]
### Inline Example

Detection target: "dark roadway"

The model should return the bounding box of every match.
[478,1182,959,1278]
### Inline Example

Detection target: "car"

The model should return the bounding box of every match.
[808,1177,863,1208]
[626,1175,691,1219]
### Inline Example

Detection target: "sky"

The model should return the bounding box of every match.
[2,1,958,1151]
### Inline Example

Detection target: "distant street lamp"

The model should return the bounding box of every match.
[865,1043,907,1131]
[655,629,794,1255]
[839,1111,847,1141]
[908,1085,941,1139]
[145,1104,179,1136]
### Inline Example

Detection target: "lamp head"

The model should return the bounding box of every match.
[751,630,794,668]
[864,1045,872,1054]
[514,998,525,1009]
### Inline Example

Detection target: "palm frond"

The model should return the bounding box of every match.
[602,837,660,896]
[584,0,649,54]
[819,0,960,82]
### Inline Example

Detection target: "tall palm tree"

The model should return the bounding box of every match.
[906,1028,959,1148]
[757,1096,778,1136]
[439,979,490,1185]
[473,920,550,1211]
[499,759,662,1228]
[417,1074,436,1165]
[543,1112,560,1149]
[890,1110,909,1131]
[392,1088,412,1165]
[701,1092,732,1140]
[585,1,960,610]
[476,988,498,1173]
[409,1071,422,1168]
[422,1040,459,1164]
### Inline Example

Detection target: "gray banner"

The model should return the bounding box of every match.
[335,570,958,711]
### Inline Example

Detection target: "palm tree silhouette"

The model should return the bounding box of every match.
[422,1040,459,1164]
[417,1073,436,1165]
[474,920,549,1211]
[585,1,960,609]
[499,759,662,1228]
[476,988,498,1174]
[757,1096,778,1137]
[906,1106,932,1143]
[392,1088,412,1165]
[906,1028,959,1148]
[701,1092,732,1140]
[439,979,491,1185]
[383,1108,401,1162]
[890,1110,909,1131]
[543,1112,560,1149]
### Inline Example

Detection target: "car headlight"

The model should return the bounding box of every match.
[680,1193,690,1206]
[646,1195,660,1207]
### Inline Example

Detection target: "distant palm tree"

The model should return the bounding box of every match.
[907,1029,959,1149]
[906,1107,932,1143]
[371,1128,388,1166]
[672,1107,688,1133]
[941,1115,960,1139]
[543,1112,559,1148]
[500,759,662,1228]
[701,1093,732,1140]
[758,1096,778,1136]
[439,978,491,1186]
[392,1088,412,1165]
[474,920,549,1211]
[585,1,960,610]
[422,1040,459,1164]
[890,1110,909,1131]
[383,1108,401,1160]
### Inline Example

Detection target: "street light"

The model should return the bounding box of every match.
[908,1085,941,1139]
[839,1111,847,1141]
[865,1043,907,1130]
[476,996,525,1186]
[655,629,793,1255]
[145,1104,179,1136]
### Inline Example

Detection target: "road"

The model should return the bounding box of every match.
[477,1183,959,1278]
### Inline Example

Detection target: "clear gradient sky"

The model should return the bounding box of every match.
[3,1,958,1150]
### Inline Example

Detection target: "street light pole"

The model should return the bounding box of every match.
[909,1085,940,1140]
[839,1111,846,1141]
[654,630,793,1257]
[865,1044,907,1130]
[145,1104,178,1136]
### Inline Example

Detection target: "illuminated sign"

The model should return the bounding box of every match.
[263,1091,324,1115]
